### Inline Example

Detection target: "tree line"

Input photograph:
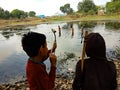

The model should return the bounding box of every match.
[0,0,120,19]
[106,0,120,14]
[60,0,120,15]
[0,7,36,19]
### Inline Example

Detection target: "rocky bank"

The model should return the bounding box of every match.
[0,60,120,90]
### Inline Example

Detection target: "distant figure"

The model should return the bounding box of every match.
[72,33,117,90]
[71,24,74,38]
[21,32,57,90]
[81,27,84,43]
[58,25,61,37]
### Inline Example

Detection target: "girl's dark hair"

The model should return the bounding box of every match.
[85,33,106,59]
[21,32,46,57]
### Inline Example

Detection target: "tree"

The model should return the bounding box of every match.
[11,9,28,19]
[4,10,10,19]
[60,3,73,15]
[106,0,120,14]
[0,6,36,19]
[112,0,119,2]
[29,11,36,17]
[77,0,97,15]
[11,9,21,18]
[0,7,4,18]
[77,2,83,13]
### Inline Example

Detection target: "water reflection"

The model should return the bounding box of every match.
[0,29,30,39]
[78,21,97,29]
[1,31,14,39]
[106,21,120,30]
[58,25,61,37]
[0,21,120,84]
[71,24,74,38]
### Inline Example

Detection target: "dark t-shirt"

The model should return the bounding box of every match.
[72,58,117,90]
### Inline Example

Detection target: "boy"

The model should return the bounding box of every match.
[21,32,57,90]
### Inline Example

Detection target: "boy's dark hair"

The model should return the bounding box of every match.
[21,32,46,57]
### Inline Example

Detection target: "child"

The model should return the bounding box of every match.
[21,32,57,90]
[73,33,117,90]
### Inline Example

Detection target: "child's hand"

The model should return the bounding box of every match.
[49,53,57,67]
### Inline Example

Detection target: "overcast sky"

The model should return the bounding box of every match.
[0,0,111,16]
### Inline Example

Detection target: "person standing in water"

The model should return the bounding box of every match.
[58,25,61,37]
[71,24,74,38]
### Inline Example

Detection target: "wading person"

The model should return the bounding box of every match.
[21,32,57,90]
[58,25,61,37]
[71,24,74,38]
[72,33,117,90]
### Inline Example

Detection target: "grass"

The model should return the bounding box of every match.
[116,46,120,57]
[0,14,120,30]
[48,15,120,24]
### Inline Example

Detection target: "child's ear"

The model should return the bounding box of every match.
[38,45,45,53]
[39,46,43,54]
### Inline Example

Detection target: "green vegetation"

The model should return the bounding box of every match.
[77,0,97,15]
[29,11,36,17]
[60,0,98,15]
[115,46,120,59]
[0,7,36,19]
[49,15,120,22]
[49,16,65,21]
[106,21,120,29]
[78,21,96,28]
[106,1,120,14]
[60,3,73,15]
[59,0,120,16]
[0,15,120,30]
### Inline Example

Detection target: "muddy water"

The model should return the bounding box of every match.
[0,21,120,84]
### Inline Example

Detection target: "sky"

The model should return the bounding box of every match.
[0,0,111,16]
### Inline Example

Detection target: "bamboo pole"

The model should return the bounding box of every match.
[81,31,88,71]
[51,29,57,53]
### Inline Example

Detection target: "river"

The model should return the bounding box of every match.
[0,20,120,84]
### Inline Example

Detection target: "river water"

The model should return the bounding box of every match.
[0,21,120,84]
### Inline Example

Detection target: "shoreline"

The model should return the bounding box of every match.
[0,60,120,90]
[0,15,120,30]
[0,77,73,90]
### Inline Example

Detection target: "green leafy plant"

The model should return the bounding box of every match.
[116,46,120,57]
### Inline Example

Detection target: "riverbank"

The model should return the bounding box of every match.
[0,77,73,90]
[0,15,120,30]
[0,60,120,90]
